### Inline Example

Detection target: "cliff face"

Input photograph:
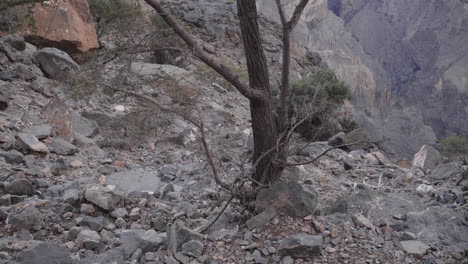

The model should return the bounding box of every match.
[334,0,468,137]
[258,0,468,158]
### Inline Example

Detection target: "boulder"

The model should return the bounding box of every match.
[50,137,79,155]
[120,229,165,257]
[71,112,98,138]
[167,220,203,252]
[400,240,429,258]
[130,62,189,80]
[328,132,345,147]
[412,145,441,172]
[7,206,43,231]
[5,179,35,196]
[17,133,49,153]
[85,185,120,210]
[1,0,98,52]
[0,150,24,164]
[246,207,277,230]
[279,234,323,257]
[430,163,461,180]
[76,229,101,249]
[22,125,53,140]
[36,48,79,81]
[41,97,74,142]
[0,35,26,62]
[181,240,204,257]
[255,178,318,218]
[343,128,373,150]
[31,76,62,97]
[15,241,73,264]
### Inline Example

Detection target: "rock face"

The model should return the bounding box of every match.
[0,0,98,52]
[257,0,468,158]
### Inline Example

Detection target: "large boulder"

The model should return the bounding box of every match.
[255,177,318,218]
[0,0,98,52]
[7,206,43,231]
[35,48,79,81]
[15,241,73,264]
[412,145,442,172]
[430,163,461,180]
[41,97,74,142]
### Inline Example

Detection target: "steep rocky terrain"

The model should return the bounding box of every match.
[0,0,467,264]
[258,0,468,158]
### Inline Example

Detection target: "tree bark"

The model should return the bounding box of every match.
[237,0,284,184]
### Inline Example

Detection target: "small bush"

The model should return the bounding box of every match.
[89,0,143,36]
[150,14,169,29]
[438,134,468,162]
[288,68,353,141]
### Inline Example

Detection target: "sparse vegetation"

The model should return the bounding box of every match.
[438,134,468,164]
[288,68,353,141]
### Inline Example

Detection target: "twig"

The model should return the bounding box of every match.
[200,196,234,233]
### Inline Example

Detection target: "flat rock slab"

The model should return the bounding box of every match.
[279,233,323,258]
[107,169,161,193]
[15,241,73,264]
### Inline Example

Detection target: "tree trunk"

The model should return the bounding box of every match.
[237,0,284,184]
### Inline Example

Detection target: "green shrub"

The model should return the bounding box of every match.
[150,14,169,29]
[438,134,468,162]
[288,68,353,141]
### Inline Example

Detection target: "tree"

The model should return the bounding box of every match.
[143,0,312,184]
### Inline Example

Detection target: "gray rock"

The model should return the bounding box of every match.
[430,163,461,180]
[0,207,8,222]
[76,229,101,248]
[111,208,128,219]
[7,206,43,231]
[400,240,429,258]
[71,112,98,138]
[76,215,105,231]
[120,229,164,257]
[115,218,127,229]
[328,132,345,147]
[5,179,35,196]
[167,220,203,252]
[15,241,73,264]
[16,64,36,81]
[181,240,204,257]
[255,178,318,218]
[85,185,120,210]
[1,35,26,51]
[31,76,62,97]
[130,248,143,261]
[35,48,79,81]
[1,150,24,164]
[246,207,277,230]
[412,145,441,171]
[17,133,49,153]
[130,62,188,81]
[22,125,53,140]
[64,226,81,241]
[50,137,79,155]
[279,234,322,258]
[62,188,81,205]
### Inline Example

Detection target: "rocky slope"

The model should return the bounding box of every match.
[0,26,467,264]
[257,0,468,158]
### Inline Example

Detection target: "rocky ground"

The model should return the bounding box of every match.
[0,29,467,264]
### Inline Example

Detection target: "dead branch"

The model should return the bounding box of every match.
[143,0,265,101]
[285,140,387,167]
[199,195,234,233]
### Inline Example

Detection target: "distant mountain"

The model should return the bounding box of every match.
[258,0,468,158]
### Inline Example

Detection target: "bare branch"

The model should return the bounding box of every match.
[285,140,387,167]
[199,196,234,233]
[289,0,310,29]
[275,0,288,25]
[143,0,265,101]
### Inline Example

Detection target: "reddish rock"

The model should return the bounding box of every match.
[0,0,98,52]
